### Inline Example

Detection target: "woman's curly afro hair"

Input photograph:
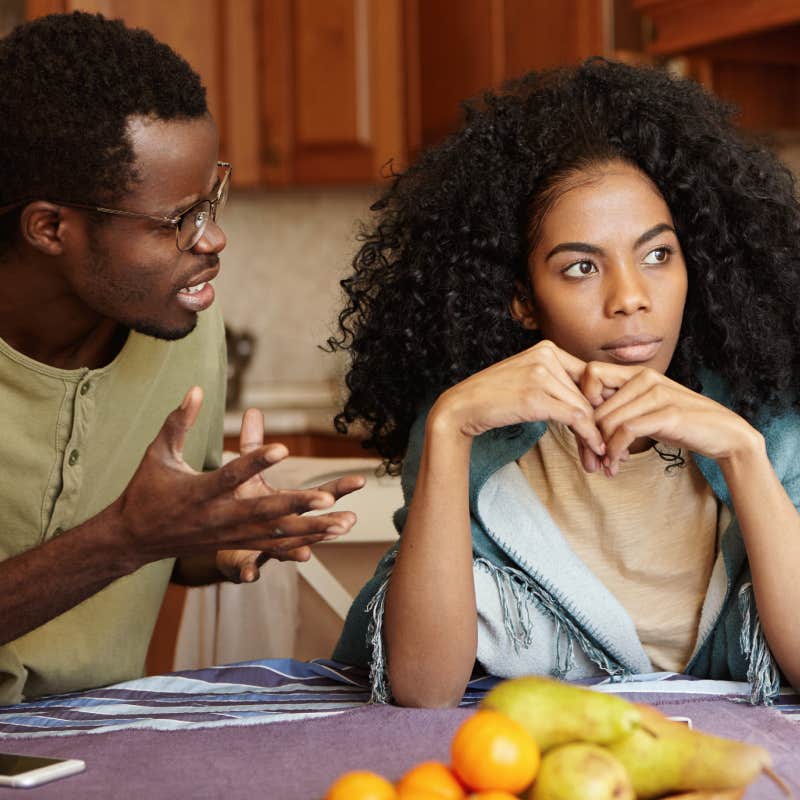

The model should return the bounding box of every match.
[329,58,800,472]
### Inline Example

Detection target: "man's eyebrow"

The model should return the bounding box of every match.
[168,177,221,217]
[544,223,676,262]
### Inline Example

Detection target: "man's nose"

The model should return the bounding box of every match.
[193,219,227,254]
[604,263,650,317]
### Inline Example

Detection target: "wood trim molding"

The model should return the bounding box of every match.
[26,0,67,16]
[634,0,800,54]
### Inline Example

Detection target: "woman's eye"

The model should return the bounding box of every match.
[643,246,671,265]
[563,260,598,277]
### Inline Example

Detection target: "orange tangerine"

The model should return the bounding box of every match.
[397,790,461,800]
[396,761,466,799]
[325,770,397,800]
[451,710,540,794]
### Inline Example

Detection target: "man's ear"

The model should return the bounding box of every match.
[510,281,538,331]
[19,202,72,256]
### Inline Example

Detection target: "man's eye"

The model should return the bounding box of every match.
[563,260,598,277]
[644,246,671,265]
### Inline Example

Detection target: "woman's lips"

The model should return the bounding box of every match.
[601,336,662,364]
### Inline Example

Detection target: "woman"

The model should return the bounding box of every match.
[329,59,800,707]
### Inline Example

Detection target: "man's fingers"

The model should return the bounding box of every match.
[154,386,204,460]
[201,444,289,497]
[314,474,366,499]
[239,408,265,454]
[249,510,356,540]
[273,546,312,563]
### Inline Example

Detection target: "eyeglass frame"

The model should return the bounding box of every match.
[0,161,232,252]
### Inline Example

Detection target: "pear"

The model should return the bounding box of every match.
[605,703,775,799]
[528,742,634,800]
[480,676,641,751]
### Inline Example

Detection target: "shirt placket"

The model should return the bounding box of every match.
[46,372,95,540]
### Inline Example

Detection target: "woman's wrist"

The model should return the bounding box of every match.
[427,394,474,447]
[717,422,767,478]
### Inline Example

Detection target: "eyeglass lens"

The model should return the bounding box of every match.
[176,168,230,251]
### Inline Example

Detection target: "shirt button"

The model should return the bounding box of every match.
[80,381,91,396]
[68,449,80,466]
[53,527,64,537]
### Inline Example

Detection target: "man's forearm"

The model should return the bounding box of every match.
[0,502,136,644]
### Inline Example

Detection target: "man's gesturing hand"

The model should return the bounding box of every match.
[215,406,365,583]
[111,387,359,575]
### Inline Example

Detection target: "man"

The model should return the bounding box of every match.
[0,12,362,704]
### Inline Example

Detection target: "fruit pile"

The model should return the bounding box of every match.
[323,676,789,800]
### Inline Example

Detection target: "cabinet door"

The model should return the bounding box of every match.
[262,0,407,184]
[410,0,611,149]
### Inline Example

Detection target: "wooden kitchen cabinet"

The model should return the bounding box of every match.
[26,0,650,184]
[261,0,408,183]
[410,0,613,148]
[635,0,800,130]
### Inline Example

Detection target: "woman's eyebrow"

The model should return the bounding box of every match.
[633,222,675,249]
[545,241,605,261]
[544,222,676,261]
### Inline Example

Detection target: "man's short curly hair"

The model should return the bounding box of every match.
[329,59,800,472]
[0,11,207,250]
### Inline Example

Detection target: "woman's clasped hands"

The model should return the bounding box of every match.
[434,340,759,477]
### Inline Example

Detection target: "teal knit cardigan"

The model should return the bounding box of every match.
[334,373,800,705]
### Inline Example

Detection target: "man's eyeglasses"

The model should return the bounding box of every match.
[0,161,232,252]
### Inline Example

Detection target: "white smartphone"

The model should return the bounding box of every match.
[0,752,85,788]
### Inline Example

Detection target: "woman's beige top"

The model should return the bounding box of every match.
[518,422,724,672]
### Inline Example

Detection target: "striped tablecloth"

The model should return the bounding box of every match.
[1,659,798,739]
[2,661,799,799]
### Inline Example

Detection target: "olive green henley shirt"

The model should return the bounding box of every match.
[0,303,225,704]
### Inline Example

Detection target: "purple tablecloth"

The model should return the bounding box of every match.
[3,692,799,799]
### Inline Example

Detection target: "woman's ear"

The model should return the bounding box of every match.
[510,281,538,331]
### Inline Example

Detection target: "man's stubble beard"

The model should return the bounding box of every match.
[86,228,198,342]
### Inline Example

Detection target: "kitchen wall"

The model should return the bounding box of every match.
[216,185,379,416]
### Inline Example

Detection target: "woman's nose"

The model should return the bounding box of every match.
[604,264,650,317]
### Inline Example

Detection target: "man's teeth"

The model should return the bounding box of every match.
[181,282,207,295]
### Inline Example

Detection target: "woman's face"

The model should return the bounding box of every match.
[513,161,687,375]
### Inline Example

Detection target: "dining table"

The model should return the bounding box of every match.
[1,659,798,799]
